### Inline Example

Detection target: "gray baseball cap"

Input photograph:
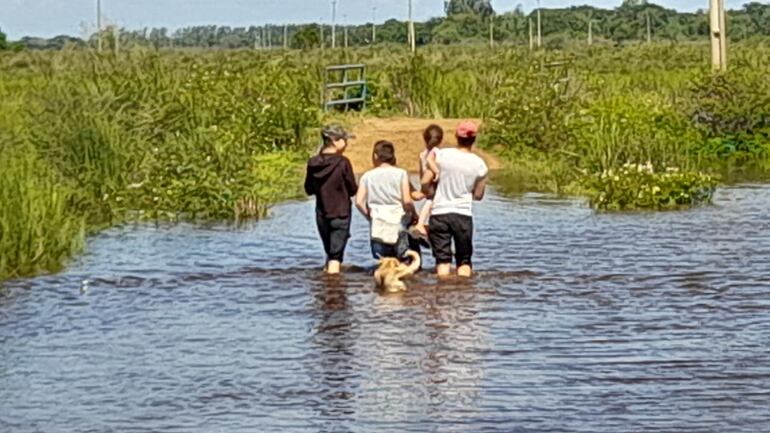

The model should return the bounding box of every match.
[321,124,355,140]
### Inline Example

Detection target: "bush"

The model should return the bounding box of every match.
[688,69,770,161]
[570,93,702,173]
[584,163,718,211]
[485,56,582,154]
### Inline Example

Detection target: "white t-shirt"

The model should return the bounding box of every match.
[360,165,408,243]
[431,148,488,217]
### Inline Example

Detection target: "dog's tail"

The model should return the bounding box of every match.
[404,250,421,275]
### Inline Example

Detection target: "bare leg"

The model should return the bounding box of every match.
[326,260,341,274]
[414,202,432,235]
[457,264,472,278]
[436,263,452,277]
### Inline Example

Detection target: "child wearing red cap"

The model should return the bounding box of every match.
[422,120,488,277]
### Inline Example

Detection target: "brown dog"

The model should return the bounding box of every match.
[374,250,421,293]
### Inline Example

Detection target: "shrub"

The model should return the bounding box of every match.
[570,93,702,173]
[583,163,718,211]
[688,68,770,160]
[485,56,583,153]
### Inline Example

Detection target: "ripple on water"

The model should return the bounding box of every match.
[1,186,770,432]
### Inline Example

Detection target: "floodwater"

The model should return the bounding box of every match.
[2,185,770,432]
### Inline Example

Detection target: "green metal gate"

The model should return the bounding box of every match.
[323,64,367,112]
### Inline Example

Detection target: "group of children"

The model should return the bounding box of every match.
[304,121,488,277]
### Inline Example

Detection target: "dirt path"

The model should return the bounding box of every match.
[344,117,501,174]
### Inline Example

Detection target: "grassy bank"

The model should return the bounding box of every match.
[2,43,770,280]
[481,43,770,208]
[0,50,319,280]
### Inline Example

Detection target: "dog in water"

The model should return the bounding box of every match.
[374,250,421,293]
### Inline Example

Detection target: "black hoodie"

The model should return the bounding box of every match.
[304,153,358,218]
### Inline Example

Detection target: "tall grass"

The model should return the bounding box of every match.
[2,43,770,279]
[0,141,85,280]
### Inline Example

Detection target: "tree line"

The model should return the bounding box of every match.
[5,1,770,51]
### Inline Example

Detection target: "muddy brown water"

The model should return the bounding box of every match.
[1,184,770,432]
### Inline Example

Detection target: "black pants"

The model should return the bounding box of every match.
[429,213,473,267]
[316,214,351,262]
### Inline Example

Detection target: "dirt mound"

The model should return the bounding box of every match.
[344,117,501,174]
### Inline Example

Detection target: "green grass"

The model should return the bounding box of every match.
[2,42,770,280]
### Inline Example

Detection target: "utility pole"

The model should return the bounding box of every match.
[408,0,416,53]
[372,4,377,44]
[320,20,325,50]
[267,24,271,48]
[96,0,103,52]
[283,24,288,49]
[113,25,119,54]
[719,0,727,69]
[489,19,494,48]
[343,15,348,48]
[646,11,652,44]
[537,0,542,48]
[710,0,727,71]
[529,18,534,50]
[588,17,593,46]
[331,0,337,48]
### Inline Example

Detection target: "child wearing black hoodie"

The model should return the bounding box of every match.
[304,125,358,274]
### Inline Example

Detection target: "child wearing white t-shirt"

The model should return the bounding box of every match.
[355,140,418,260]
[423,121,488,277]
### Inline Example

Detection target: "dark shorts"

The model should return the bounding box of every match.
[316,214,351,262]
[429,213,473,267]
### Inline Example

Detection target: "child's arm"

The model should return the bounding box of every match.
[426,151,440,179]
[303,164,314,196]
[343,158,358,197]
[355,182,370,220]
[420,151,439,195]
[401,174,418,225]
[472,178,487,201]
[472,162,489,201]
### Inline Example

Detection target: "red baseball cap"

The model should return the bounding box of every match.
[455,121,478,138]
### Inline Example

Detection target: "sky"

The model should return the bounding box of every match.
[0,0,758,39]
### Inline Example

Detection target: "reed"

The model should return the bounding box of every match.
[0,141,86,280]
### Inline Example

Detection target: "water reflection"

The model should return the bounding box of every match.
[310,275,357,433]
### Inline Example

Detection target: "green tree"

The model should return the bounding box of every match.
[744,2,770,35]
[432,13,485,44]
[290,25,320,50]
[445,0,495,19]
[0,28,7,50]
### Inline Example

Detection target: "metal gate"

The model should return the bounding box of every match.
[323,64,367,112]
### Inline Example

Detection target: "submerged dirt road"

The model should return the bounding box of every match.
[343,117,501,174]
